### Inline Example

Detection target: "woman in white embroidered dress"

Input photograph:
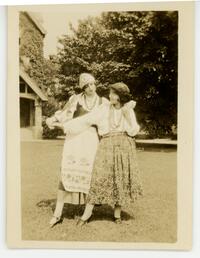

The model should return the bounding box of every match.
[62,82,143,225]
[46,73,108,227]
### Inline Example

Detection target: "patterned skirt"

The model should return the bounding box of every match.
[86,133,143,207]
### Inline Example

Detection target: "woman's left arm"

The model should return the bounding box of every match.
[122,106,140,137]
[62,104,105,135]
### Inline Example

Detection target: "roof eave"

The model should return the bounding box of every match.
[20,67,48,101]
[25,12,46,36]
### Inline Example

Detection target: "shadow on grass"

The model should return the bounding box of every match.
[36,199,134,222]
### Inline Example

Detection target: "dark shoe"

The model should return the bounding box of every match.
[114,217,122,224]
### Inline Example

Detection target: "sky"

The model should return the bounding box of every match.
[41,11,103,57]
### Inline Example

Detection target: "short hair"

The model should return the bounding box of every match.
[109,82,132,106]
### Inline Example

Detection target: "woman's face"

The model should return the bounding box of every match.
[109,89,120,105]
[84,82,96,96]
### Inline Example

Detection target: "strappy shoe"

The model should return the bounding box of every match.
[49,216,62,228]
[76,218,88,227]
[114,217,122,224]
[76,214,93,227]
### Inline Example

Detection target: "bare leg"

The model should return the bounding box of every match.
[114,205,122,223]
[53,190,65,217]
[49,190,65,227]
[81,204,94,221]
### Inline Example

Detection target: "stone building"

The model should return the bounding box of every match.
[19,12,48,140]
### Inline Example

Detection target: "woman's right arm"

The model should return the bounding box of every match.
[54,94,78,123]
[46,95,78,129]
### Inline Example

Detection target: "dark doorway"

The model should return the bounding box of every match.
[20,98,35,127]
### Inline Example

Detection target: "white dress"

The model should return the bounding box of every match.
[48,93,108,204]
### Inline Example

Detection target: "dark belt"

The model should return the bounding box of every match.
[101,132,128,138]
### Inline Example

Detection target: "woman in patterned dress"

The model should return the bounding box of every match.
[62,82,143,225]
[46,73,108,227]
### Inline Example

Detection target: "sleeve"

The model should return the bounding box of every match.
[125,100,136,109]
[46,116,57,129]
[125,109,140,137]
[53,94,78,123]
[62,104,106,135]
[45,95,78,129]
[101,97,110,104]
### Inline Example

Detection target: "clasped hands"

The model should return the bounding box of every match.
[46,116,64,130]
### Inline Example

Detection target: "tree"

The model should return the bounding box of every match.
[55,11,178,137]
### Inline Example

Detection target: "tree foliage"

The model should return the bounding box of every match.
[55,11,178,137]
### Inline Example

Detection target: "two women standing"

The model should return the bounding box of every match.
[46,74,143,227]
[62,82,143,225]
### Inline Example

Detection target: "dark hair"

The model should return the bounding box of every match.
[74,85,82,94]
[74,83,90,94]
[119,92,133,105]
[82,83,90,92]
[109,87,132,106]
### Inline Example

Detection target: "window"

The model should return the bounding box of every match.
[27,86,34,94]
[20,81,26,93]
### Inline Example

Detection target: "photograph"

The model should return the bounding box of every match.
[6,1,194,250]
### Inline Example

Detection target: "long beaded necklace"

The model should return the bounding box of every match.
[109,105,123,130]
[84,94,98,111]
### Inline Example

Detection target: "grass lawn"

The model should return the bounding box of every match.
[21,140,177,243]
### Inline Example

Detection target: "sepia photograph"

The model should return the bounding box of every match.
[7,1,194,250]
